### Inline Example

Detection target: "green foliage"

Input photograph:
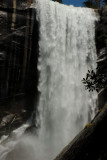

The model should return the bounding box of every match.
[83,0,107,9]
[83,0,99,8]
[103,0,107,5]
[82,68,107,92]
[57,0,62,3]
[52,0,62,3]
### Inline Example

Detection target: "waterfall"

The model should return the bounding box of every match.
[35,0,98,158]
[0,0,98,160]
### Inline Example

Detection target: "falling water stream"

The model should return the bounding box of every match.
[0,0,98,160]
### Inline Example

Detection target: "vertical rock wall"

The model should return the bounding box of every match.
[96,6,107,108]
[0,0,39,136]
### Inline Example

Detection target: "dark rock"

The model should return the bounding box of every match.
[0,114,14,128]
[95,6,107,109]
[24,125,37,135]
[96,6,107,52]
[0,0,34,10]
[0,1,39,137]
[0,109,29,137]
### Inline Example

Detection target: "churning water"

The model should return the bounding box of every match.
[0,0,98,160]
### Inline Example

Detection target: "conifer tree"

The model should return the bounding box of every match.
[83,0,107,8]
[53,0,62,3]
[83,0,101,8]
[103,0,107,5]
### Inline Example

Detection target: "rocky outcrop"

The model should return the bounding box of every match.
[96,5,107,108]
[0,110,27,137]
[96,6,107,52]
[0,1,39,137]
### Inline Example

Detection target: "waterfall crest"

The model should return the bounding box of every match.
[0,1,98,160]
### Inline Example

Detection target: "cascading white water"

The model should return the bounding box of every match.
[35,0,98,158]
[0,1,98,160]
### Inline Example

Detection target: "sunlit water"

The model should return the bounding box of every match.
[0,0,98,160]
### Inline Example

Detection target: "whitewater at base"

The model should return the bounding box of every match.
[0,0,98,160]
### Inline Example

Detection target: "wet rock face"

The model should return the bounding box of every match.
[96,6,107,52]
[0,1,39,136]
[96,6,107,108]
[0,0,34,10]
[0,110,28,137]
